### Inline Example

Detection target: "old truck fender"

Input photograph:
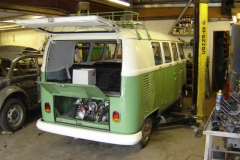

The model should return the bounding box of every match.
[0,86,29,110]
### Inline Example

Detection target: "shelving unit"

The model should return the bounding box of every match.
[171,27,194,36]
[170,16,194,37]
[169,15,194,96]
[214,31,229,90]
[182,46,193,48]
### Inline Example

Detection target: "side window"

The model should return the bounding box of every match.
[151,42,162,65]
[171,43,178,61]
[13,57,38,76]
[106,43,118,59]
[162,42,172,63]
[74,43,90,63]
[74,42,122,63]
[178,43,185,59]
[91,43,104,61]
[117,43,122,59]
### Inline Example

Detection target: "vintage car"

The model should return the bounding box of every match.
[0,45,42,132]
[16,13,186,148]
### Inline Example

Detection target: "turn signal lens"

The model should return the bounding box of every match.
[112,111,120,122]
[45,102,51,113]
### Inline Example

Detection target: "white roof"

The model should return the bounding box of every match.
[15,15,179,42]
[15,16,120,33]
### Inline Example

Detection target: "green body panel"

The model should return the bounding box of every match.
[182,61,187,92]
[39,62,185,134]
[165,65,177,106]
[38,82,106,99]
[40,86,55,122]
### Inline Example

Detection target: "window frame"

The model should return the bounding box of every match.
[151,42,163,65]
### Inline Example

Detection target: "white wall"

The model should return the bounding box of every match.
[0,20,231,90]
[142,20,194,61]
[0,29,47,50]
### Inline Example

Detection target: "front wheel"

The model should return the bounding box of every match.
[0,98,26,132]
[138,116,153,149]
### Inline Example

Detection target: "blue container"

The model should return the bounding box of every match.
[216,90,222,111]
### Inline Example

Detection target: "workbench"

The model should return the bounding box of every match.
[203,112,240,160]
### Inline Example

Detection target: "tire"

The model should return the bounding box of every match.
[172,93,184,112]
[138,116,153,149]
[0,98,26,132]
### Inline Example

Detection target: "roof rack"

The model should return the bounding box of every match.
[71,11,151,40]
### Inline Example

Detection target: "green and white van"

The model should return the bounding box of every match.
[16,13,186,148]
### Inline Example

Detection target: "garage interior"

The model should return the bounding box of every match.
[0,0,240,159]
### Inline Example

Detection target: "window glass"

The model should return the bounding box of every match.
[178,43,185,59]
[117,43,122,59]
[14,57,38,76]
[171,43,178,61]
[106,43,116,59]
[0,58,11,77]
[151,42,162,65]
[74,43,90,63]
[91,43,104,61]
[162,42,172,63]
[74,42,122,62]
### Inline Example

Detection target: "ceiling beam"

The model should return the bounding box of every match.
[0,0,124,15]
[133,0,221,4]
[0,1,68,16]
[134,7,232,20]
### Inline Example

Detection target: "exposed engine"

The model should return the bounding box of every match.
[69,98,109,122]
[212,91,240,132]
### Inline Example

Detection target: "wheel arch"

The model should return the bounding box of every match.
[0,86,29,110]
[141,108,159,128]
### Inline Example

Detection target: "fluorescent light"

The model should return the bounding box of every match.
[108,0,130,6]
[33,16,44,19]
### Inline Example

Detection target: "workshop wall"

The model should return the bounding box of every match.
[142,20,194,61]
[0,29,47,50]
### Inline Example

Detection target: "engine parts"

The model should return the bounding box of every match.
[211,91,240,132]
[69,98,109,122]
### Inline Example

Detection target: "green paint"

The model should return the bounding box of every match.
[39,62,186,134]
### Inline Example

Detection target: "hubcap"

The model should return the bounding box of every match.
[7,105,23,127]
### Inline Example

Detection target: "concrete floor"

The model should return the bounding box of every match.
[0,94,218,160]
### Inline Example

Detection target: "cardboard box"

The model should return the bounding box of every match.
[73,69,96,85]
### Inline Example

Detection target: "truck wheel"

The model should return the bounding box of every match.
[138,116,153,149]
[0,99,26,132]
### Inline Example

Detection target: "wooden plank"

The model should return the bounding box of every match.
[135,7,231,20]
